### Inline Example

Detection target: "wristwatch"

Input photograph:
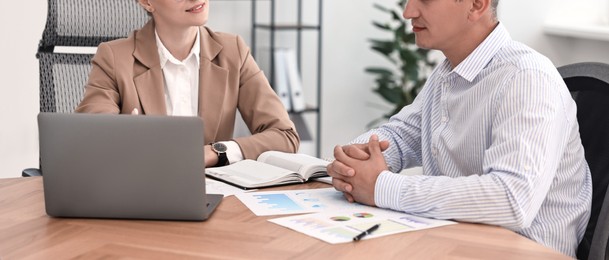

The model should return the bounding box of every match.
[211,142,229,167]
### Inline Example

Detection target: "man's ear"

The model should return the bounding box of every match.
[468,0,491,22]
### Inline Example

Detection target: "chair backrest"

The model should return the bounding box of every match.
[37,0,149,113]
[39,0,149,51]
[559,62,609,260]
[592,191,609,260]
[38,52,93,113]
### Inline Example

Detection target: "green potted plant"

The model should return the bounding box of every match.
[365,0,436,127]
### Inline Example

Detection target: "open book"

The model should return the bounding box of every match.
[205,151,330,189]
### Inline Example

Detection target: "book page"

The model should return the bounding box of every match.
[205,160,302,188]
[257,151,330,179]
[313,176,332,185]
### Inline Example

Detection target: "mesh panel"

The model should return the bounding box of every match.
[41,0,149,48]
[38,52,93,113]
[37,0,145,112]
[53,63,91,113]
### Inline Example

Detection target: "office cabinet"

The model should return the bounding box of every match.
[251,0,323,157]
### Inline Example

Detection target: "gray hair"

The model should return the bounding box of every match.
[491,0,499,20]
[455,0,499,20]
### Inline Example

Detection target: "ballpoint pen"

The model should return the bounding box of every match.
[353,223,380,241]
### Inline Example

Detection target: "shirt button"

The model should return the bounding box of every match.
[432,148,438,156]
[524,165,531,171]
[441,116,448,123]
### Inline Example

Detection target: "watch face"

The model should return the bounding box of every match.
[212,142,227,153]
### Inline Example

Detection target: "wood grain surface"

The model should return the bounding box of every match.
[0,177,570,259]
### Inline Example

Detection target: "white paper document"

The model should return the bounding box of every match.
[237,188,456,244]
[269,208,456,244]
[235,188,350,216]
[205,178,251,197]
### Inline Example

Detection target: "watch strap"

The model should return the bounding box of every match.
[215,152,229,167]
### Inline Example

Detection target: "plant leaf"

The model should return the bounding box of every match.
[369,39,397,63]
[390,10,402,21]
[373,3,391,13]
[365,67,394,77]
[375,84,406,105]
[365,0,434,128]
[372,21,392,31]
[397,0,408,8]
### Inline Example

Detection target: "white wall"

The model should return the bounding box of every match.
[0,2,47,178]
[499,0,609,65]
[1,0,609,178]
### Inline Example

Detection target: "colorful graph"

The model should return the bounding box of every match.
[350,219,411,235]
[319,227,359,240]
[290,217,334,229]
[330,216,351,221]
[252,194,303,212]
[238,188,346,215]
[353,212,374,218]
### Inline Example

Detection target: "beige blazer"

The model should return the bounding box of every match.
[75,20,299,159]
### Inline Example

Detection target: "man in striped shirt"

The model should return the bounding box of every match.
[327,0,591,257]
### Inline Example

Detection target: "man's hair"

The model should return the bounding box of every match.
[456,0,499,20]
[491,0,499,20]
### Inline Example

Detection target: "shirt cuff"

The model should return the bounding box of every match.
[221,141,244,164]
[374,170,405,210]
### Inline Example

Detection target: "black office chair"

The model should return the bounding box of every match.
[558,62,609,260]
[22,0,149,177]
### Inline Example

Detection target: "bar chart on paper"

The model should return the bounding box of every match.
[236,188,361,216]
[251,194,307,213]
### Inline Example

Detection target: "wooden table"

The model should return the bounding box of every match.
[0,177,570,259]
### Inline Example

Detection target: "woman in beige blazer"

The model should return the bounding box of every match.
[76,0,299,167]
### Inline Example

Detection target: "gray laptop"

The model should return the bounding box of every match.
[38,112,222,221]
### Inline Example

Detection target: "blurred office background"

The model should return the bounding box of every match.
[1,0,608,178]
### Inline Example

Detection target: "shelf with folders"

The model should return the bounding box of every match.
[250,0,323,157]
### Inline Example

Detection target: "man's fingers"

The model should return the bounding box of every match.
[333,145,349,161]
[343,138,390,159]
[326,163,334,178]
[342,144,370,160]
[328,158,355,177]
[331,177,353,193]
[343,192,355,203]
[379,140,390,151]
[333,145,356,172]
[368,134,383,159]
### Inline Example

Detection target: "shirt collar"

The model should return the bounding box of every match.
[155,29,201,68]
[446,22,511,82]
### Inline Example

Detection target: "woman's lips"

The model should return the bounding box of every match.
[186,3,205,13]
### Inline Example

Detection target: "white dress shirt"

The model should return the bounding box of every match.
[352,23,591,257]
[155,30,244,164]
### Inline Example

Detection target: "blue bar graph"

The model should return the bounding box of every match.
[253,194,304,212]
